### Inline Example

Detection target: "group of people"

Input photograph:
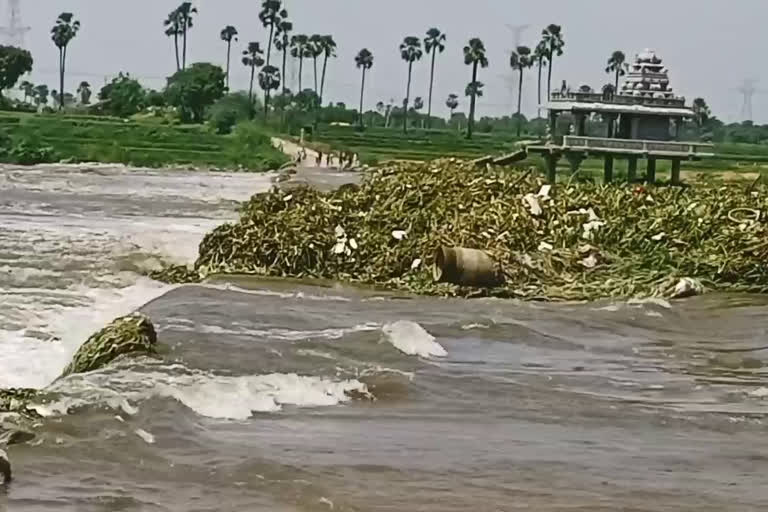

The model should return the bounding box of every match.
[293,147,359,170]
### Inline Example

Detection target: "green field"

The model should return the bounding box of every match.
[309,125,768,177]
[0,112,288,170]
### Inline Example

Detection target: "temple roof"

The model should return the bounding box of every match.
[620,49,678,100]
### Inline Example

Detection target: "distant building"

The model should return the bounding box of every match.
[527,49,714,184]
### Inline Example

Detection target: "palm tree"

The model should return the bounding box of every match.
[423,28,446,129]
[541,24,564,101]
[18,80,34,103]
[355,48,374,128]
[308,34,324,98]
[446,93,458,117]
[220,25,239,89]
[605,50,627,92]
[534,40,548,114]
[259,65,281,118]
[692,97,711,130]
[319,35,337,106]
[51,12,81,111]
[463,37,488,139]
[176,2,197,70]
[274,20,293,93]
[77,81,91,104]
[259,0,286,69]
[399,36,423,134]
[290,34,310,92]
[243,42,265,109]
[510,45,533,136]
[164,10,182,71]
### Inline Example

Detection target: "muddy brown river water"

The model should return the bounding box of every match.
[1,164,767,511]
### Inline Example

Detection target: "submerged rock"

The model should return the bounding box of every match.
[0,388,38,414]
[59,312,158,378]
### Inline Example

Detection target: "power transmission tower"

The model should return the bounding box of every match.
[0,0,30,48]
[735,79,766,122]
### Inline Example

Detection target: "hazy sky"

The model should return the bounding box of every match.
[9,0,768,122]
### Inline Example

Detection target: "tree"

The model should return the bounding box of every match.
[463,37,488,139]
[510,45,533,136]
[77,80,91,104]
[308,34,323,97]
[258,65,281,118]
[413,96,424,111]
[165,62,226,123]
[242,42,265,109]
[399,36,423,133]
[0,46,33,97]
[164,10,182,71]
[445,93,458,117]
[692,97,711,129]
[176,2,197,70]
[355,48,374,128]
[605,50,627,92]
[18,80,34,103]
[99,73,146,117]
[33,84,49,106]
[220,25,238,89]
[424,28,446,129]
[274,19,293,93]
[318,35,337,106]
[259,0,286,69]
[51,12,80,111]
[534,39,548,114]
[290,34,310,92]
[541,24,564,101]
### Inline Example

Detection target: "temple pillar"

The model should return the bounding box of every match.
[545,153,559,184]
[627,157,638,182]
[548,111,558,142]
[603,155,614,184]
[671,159,682,185]
[630,117,640,139]
[575,113,587,136]
[674,118,683,139]
[646,158,657,183]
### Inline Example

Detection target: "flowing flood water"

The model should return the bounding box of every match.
[1,164,767,511]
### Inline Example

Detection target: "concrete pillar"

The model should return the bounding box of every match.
[646,158,657,183]
[546,154,559,184]
[674,118,683,140]
[548,111,558,142]
[603,155,614,184]
[630,117,640,139]
[627,157,638,182]
[566,153,584,175]
[671,159,682,185]
[575,114,587,136]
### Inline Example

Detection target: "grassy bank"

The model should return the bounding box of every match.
[307,125,768,176]
[0,112,288,170]
[154,159,768,301]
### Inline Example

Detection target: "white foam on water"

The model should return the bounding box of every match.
[0,279,175,389]
[45,362,369,421]
[381,321,447,358]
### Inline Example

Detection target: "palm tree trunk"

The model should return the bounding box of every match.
[298,56,303,92]
[248,64,256,111]
[320,55,328,105]
[267,24,275,67]
[265,90,270,119]
[546,54,553,101]
[427,50,436,129]
[59,47,65,111]
[359,68,366,128]
[174,32,180,71]
[615,69,619,92]
[313,57,318,96]
[403,61,413,134]
[182,25,188,70]
[517,69,524,137]
[226,41,232,89]
[282,46,288,93]
[537,59,543,117]
[467,62,478,139]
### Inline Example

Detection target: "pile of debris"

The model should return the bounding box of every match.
[166,159,766,301]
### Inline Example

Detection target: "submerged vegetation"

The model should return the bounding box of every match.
[152,159,767,301]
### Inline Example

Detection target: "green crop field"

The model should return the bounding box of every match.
[0,112,287,170]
